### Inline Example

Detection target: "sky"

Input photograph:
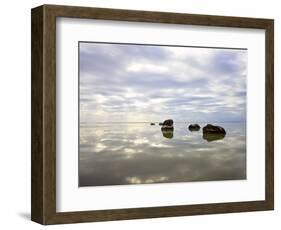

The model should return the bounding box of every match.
[79,42,247,123]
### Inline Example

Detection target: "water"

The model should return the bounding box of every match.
[79,122,246,186]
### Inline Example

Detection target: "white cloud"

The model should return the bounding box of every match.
[79,42,247,122]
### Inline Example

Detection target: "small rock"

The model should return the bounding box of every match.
[161,119,174,132]
[162,119,173,127]
[188,124,200,131]
[203,124,226,134]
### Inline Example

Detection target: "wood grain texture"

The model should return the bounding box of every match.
[265,20,274,210]
[31,4,274,225]
[31,5,57,224]
[31,6,44,224]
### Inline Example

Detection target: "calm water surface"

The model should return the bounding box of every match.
[79,122,246,186]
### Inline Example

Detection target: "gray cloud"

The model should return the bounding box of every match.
[79,42,247,123]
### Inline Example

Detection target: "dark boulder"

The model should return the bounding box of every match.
[188,124,200,131]
[162,119,173,126]
[161,119,174,132]
[159,122,163,126]
[203,124,226,134]
[150,123,155,125]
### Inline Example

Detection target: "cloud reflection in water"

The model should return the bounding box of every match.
[79,122,246,186]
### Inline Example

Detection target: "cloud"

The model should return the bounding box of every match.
[79,42,247,123]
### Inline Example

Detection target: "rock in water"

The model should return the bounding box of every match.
[159,122,163,126]
[203,124,226,134]
[150,123,155,125]
[162,119,173,126]
[161,119,174,131]
[188,124,200,131]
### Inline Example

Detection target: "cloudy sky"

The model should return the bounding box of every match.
[79,42,247,123]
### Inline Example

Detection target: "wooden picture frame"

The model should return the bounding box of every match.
[31,4,274,225]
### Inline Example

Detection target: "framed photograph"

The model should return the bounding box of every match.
[31,4,274,225]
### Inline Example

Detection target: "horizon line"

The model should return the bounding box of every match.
[80,121,246,123]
